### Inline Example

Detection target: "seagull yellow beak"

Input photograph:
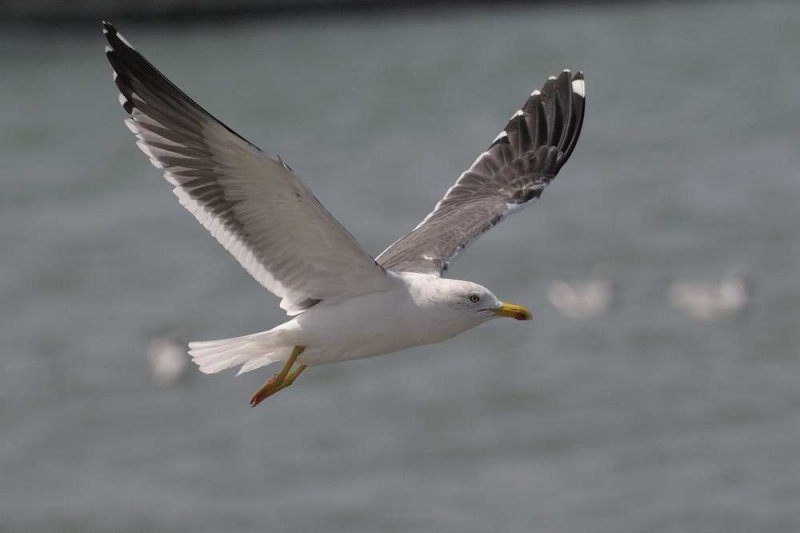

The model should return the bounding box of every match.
[492,301,532,321]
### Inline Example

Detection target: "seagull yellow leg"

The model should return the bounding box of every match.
[249,345,305,407]
[273,364,307,393]
[256,363,307,402]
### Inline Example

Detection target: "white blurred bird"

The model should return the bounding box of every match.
[546,266,614,319]
[666,271,751,321]
[147,336,190,387]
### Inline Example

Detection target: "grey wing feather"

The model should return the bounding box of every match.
[377,70,585,275]
[103,22,389,315]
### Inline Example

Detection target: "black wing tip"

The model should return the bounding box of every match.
[102,21,117,47]
[102,21,151,117]
[102,20,135,54]
[555,69,585,80]
[542,69,585,97]
[542,69,585,93]
[103,21,129,113]
[489,69,585,149]
[569,70,586,99]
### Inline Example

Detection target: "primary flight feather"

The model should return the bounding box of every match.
[103,22,585,406]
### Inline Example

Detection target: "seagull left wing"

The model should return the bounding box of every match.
[103,22,389,315]
[377,70,585,275]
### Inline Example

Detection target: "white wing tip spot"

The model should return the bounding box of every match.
[116,31,135,49]
[572,78,586,97]
[492,131,508,144]
[510,109,524,119]
[530,89,541,97]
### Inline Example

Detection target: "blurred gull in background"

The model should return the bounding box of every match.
[546,264,614,319]
[147,335,190,387]
[666,270,751,321]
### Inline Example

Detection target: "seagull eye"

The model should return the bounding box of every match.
[468,294,481,303]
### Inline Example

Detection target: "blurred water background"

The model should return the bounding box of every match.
[2,1,800,531]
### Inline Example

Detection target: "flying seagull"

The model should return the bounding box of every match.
[103,22,585,406]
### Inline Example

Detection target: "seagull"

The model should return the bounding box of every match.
[666,270,751,321]
[546,265,614,319]
[147,335,190,387]
[103,22,585,406]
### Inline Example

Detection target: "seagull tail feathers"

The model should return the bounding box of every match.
[188,330,289,376]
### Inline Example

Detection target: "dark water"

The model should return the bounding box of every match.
[2,2,800,531]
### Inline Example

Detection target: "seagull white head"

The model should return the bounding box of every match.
[426,278,532,324]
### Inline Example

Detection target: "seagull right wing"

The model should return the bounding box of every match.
[103,22,390,315]
[377,70,585,275]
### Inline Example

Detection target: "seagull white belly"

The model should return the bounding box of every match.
[283,287,474,366]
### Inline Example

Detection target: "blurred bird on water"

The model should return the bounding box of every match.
[546,265,615,319]
[667,270,751,321]
[147,335,190,387]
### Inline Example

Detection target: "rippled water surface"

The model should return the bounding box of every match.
[2,2,800,531]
